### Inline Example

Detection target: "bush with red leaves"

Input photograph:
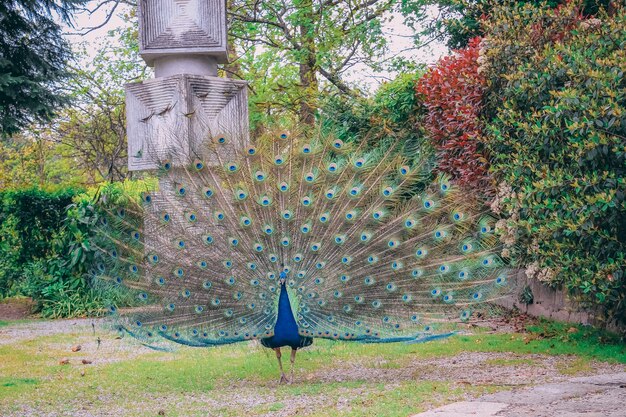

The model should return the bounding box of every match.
[416,37,491,191]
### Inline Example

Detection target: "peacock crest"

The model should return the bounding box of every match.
[92,129,510,350]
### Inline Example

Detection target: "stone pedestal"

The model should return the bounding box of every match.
[126,74,248,170]
[138,0,228,66]
[127,0,248,171]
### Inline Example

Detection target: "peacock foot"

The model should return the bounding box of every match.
[279,373,289,384]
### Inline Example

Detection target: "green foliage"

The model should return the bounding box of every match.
[18,259,110,318]
[320,72,430,160]
[0,182,152,317]
[0,189,78,295]
[527,319,626,347]
[519,286,534,305]
[482,2,626,323]
[415,0,613,49]
[0,0,85,136]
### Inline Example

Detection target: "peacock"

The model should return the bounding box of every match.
[92,129,510,383]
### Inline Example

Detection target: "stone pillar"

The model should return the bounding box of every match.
[127,0,248,171]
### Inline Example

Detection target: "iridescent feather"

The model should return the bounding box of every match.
[92,129,511,348]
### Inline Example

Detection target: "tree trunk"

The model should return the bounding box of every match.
[298,0,318,126]
[224,0,241,79]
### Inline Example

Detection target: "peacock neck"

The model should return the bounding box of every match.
[275,282,299,337]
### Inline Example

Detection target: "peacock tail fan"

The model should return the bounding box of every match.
[91,128,512,349]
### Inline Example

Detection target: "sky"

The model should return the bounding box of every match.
[63,1,449,93]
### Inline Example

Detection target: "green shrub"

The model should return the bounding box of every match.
[0,188,78,295]
[320,72,431,160]
[0,181,153,317]
[482,2,626,324]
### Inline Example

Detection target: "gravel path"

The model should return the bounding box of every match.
[412,373,626,417]
[0,318,102,346]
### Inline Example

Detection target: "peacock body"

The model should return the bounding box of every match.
[93,129,510,379]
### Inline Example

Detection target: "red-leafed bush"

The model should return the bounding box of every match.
[416,37,490,190]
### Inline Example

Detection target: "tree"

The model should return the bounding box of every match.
[49,17,147,184]
[412,0,616,49]
[0,0,85,136]
[228,0,401,125]
[0,133,88,189]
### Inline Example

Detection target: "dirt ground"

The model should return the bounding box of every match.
[0,298,34,320]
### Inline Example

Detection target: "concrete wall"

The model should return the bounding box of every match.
[497,270,624,333]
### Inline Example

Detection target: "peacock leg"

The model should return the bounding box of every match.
[289,348,297,383]
[275,348,288,384]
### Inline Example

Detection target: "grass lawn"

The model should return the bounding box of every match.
[0,318,624,416]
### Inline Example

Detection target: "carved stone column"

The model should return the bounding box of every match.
[127,0,248,171]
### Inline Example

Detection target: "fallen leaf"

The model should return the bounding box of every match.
[59,358,70,365]
[71,345,81,352]
[81,359,92,365]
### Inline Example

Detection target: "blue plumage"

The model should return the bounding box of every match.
[261,273,313,350]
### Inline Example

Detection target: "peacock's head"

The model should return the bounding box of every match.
[279,264,287,284]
